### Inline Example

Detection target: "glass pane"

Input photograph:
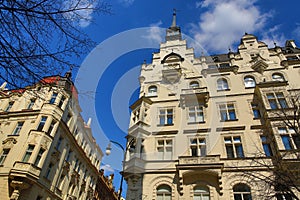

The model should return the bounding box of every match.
[221,111,227,121]
[229,111,236,120]
[226,145,234,158]
[233,137,241,143]
[234,194,242,200]
[281,136,292,150]
[236,145,244,158]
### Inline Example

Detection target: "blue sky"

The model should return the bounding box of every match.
[72,0,300,197]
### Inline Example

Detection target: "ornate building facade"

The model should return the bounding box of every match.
[0,74,116,200]
[124,13,300,199]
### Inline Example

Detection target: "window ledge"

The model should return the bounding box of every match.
[217,89,230,92]
[157,124,174,127]
[220,119,238,122]
[188,121,206,125]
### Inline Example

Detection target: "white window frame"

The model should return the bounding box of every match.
[158,107,174,125]
[156,138,173,160]
[190,137,206,157]
[244,76,256,88]
[224,136,244,158]
[188,106,204,123]
[217,78,229,91]
[13,121,24,135]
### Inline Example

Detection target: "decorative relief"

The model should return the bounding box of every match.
[2,137,17,148]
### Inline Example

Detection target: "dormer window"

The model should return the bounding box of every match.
[189,81,199,89]
[272,73,285,82]
[148,86,157,96]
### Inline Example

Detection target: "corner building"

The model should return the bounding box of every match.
[0,74,116,200]
[124,14,300,199]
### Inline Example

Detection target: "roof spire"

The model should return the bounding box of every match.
[171,9,177,28]
[165,9,181,41]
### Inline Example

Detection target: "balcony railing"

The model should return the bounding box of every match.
[11,161,41,179]
[181,87,208,95]
[178,155,221,165]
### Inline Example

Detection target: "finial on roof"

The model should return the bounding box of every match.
[87,118,92,127]
[274,42,277,47]
[171,9,177,27]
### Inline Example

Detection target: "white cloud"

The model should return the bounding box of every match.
[261,25,286,48]
[101,164,115,173]
[190,0,272,53]
[292,23,300,42]
[63,0,98,28]
[119,0,134,7]
[143,21,164,45]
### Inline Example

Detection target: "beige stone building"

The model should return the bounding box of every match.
[0,74,104,200]
[124,13,300,199]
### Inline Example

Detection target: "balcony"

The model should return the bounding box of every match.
[279,150,300,160]
[180,87,209,108]
[124,156,146,174]
[177,155,223,169]
[10,162,41,180]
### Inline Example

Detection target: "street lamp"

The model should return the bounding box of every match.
[105,139,135,200]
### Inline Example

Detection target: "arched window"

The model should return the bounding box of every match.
[190,81,200,89]
[148,85,157,96]
[156,184,171,200]
[194,186,210,200]
[233,183,252,200]
[272,73,285,82]
[217,78,229,90]
[244,76,256,88]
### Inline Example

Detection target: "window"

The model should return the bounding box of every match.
[47,120,56,135]
[267,93,288,109]
[49,92,58,104]
[27,99,35,109]
[66,150,72,162]
[188,106,204,123]
[157,139,173,160]
[159,108,174,125]
[0,149,10,165]
[251,103,261,119]
[224,136,244,158]
[272,73,285,82]
[194,186,210,200]
[190,138,206,157]
[66,112,72,125]
[132,108,140,124]
[156,184,171,200]
[278,127,299,150]
[22,145,35,162]
[12,122,24,135]
[58,96,66,108]
[217,78,229,91]
[244,76,256,88]
[261,136,272,157]
[45,163,53,179]
[5,101,14,112]
[219,103,237,121]
[37,116,47,131]
[148,86,158,96]
[56,137,63,151]
[34,148,45,166]
[233,183,252,200]
[190,81,199,89]
[276,193,293,200]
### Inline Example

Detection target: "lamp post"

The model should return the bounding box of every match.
[105,139,135,200]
